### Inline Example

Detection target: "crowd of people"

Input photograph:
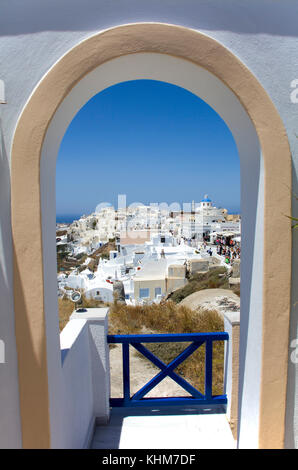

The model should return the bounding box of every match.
[214,235,241,264]
[180,235,241,265]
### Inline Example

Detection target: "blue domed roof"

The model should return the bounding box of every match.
[201,194,211,202]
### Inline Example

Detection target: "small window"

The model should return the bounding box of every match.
[155,287,162,297]
[139,288,150,299]
[161,237,165,243]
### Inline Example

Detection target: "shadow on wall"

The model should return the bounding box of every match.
[236,147,259,446]
[12,249,51,448]
[1,120,52,449]
[0,119,22,448]
[0,0,298,36]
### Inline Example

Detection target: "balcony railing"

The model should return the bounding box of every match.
[107,332,229,407]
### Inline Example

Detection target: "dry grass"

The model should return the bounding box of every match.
[109,300,222,334]
[58,297,74,331]
[58,294,109,331]
[109,301,225,396]
[58,290,227,396]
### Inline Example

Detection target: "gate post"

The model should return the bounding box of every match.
[71,308,110,424]
[224,311,240,440]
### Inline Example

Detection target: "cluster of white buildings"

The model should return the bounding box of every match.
[57,196,241,304]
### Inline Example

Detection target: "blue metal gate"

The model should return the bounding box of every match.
[107,332,228,407]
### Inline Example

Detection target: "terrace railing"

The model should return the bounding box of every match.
[107,332,228,407]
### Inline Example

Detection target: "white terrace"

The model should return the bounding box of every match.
[60,308,239,448]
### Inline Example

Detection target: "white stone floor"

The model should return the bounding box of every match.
[91,406,237,449]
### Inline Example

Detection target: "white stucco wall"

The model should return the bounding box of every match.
[0,0,297,448]
[60,319,94,448]
[59,308,110,448]
[224,313,239,422]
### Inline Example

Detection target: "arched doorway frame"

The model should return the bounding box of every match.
[11,23,291,448]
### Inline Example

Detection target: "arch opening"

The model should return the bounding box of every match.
[43,52,261,448]
[55,78,242,425]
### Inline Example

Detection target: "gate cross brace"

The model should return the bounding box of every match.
[131,341,205,400]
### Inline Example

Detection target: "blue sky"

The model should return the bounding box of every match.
[56,80,240,216]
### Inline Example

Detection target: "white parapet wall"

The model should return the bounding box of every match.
[59,307,110,448]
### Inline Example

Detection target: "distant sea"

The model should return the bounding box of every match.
[56,208,241,225]
[56,214,82,224]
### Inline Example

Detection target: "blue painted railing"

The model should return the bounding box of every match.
[107,332,228,407]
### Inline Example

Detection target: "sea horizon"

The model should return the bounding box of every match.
[56,214,83,224]
[56,207,241,225]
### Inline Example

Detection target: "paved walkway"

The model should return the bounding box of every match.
[91,406,237,449]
